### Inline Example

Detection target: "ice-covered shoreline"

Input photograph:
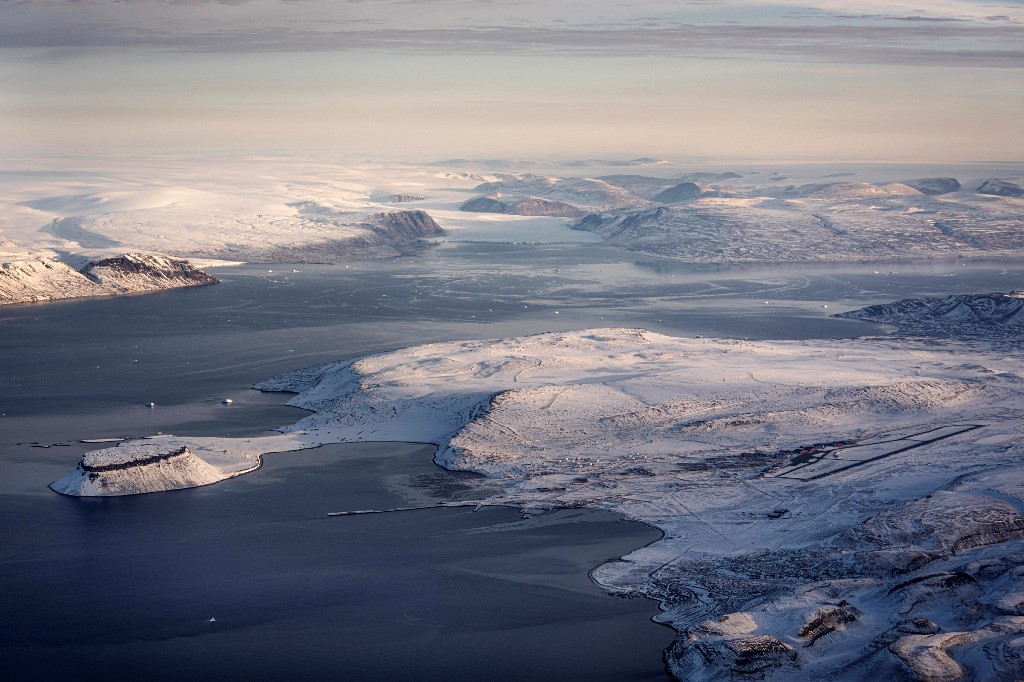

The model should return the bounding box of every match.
[48,320,1024,680]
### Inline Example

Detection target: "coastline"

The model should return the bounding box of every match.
[12,257,1024,680]
[7,441,675,681]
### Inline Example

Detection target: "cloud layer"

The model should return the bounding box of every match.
[2,0,1022,68]
[1,0,1021,159]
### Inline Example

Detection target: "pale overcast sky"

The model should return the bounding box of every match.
[1,0,1021,160]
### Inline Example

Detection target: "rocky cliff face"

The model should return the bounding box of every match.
[0,253,219,305]
[365,210,444,241]
[83,253,220,293]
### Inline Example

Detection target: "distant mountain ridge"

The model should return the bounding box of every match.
[457,172,1022,262]
[569,177,1023,263]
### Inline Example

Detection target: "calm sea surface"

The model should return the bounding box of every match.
[1,241,1020,679]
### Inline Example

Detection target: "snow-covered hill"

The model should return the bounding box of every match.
[977,179,1023,197]
[0,259,106,304]
[51,325,1024,680]
[458,194,588,217]
[905,177,961,195]
[0,253,218,305]
[836,292,1024,340]
[50,446,225,497]
[83,253,219,294]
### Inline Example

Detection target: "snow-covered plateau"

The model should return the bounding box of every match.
[1,157,450,303]
[52,314,1024,680]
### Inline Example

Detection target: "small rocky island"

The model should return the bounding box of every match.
[49,446,224,497]
[48,434,303,496]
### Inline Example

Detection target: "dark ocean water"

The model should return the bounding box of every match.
[1,444,669,681]
[1,242,1020,679]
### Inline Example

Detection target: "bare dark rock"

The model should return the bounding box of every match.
[799,601,861,646]
[81,446,190,473]
[727,636,799,674]
[83,253,219,288]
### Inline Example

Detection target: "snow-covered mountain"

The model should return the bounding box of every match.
[0,253,218,305]
[448,170,1024,262]
[0,259,107,304]
[977,179,1023,197]
[458,173,738,217]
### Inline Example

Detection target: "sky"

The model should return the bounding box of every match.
[0,0,1022,161]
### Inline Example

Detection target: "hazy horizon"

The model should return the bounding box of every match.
[1,0,1022,162]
